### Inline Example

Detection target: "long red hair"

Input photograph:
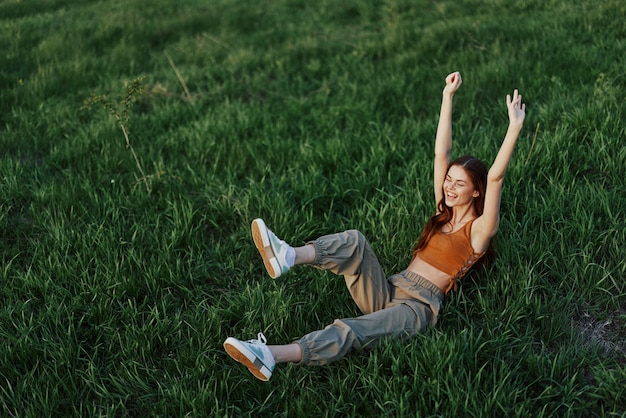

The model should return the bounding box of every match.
[412,155,495,267]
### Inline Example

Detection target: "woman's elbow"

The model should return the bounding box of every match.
[487,170,505,183]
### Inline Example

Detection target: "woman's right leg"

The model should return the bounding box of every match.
[252,219,391,315]
[309,229,391,314]
[250,218,314,272]
[294,243,316,265]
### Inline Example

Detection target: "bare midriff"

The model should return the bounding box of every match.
[406,255,452,292]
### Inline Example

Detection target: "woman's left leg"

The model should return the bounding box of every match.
[294,301,423,366]
[224,298,431,378]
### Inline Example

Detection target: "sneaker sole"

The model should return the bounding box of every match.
[223,338,272,381]
[251,219,281,279]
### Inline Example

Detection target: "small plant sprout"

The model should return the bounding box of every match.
[84,76,151,193]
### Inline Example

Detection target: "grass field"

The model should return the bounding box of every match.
[1,0,625,416]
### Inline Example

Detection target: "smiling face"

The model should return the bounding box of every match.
[443,165,480,208]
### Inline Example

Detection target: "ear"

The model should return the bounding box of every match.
[472,190,480,198]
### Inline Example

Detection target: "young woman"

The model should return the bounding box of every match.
[224,72,526,381]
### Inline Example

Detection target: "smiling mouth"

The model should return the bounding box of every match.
[446,192,458,199]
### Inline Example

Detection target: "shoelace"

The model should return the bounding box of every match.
[246,333,267,345]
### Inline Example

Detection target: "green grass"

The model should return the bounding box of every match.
[1,0,625,416]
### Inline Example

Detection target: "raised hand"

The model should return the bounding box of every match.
[443,71,462,97]
[506,89,526,127]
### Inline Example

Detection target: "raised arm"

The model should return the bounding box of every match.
[434,72,462,209]
[473,89,526,249]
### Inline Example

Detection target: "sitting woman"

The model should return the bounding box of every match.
[224,71,526,381]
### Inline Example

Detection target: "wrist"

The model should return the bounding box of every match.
[442,92,455,101]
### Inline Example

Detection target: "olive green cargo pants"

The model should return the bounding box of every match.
[295,230,444,366]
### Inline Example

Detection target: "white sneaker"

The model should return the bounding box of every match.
[251,218,291,279]
[224,333,276,381]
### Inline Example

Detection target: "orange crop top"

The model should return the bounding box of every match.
[415,219,484,293]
